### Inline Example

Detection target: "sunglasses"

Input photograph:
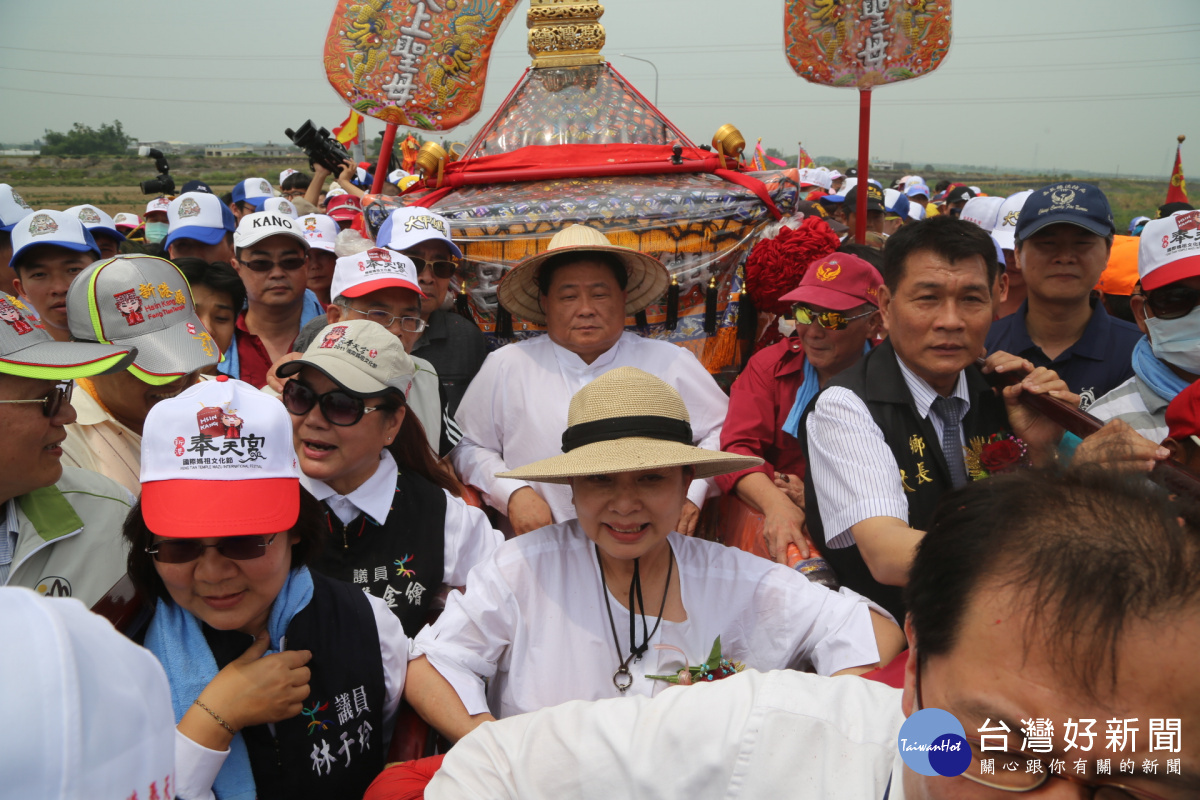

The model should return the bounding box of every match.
[282,380,391,426]
[146,533,278,564]
[238,256,308,273]
[0,381,73,417]
[792,305,875,331]
[408,255,457,280]
[1144,285,1200,321]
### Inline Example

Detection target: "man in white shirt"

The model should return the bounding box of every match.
[426,468,1200,800]
[450,224,728,535]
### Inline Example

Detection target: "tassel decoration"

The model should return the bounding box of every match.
[455,291,472,320]
[666,277,680,330]
[703,276,718,334]
[495,305,513,339]
[735,290,756,342]
[634,310,648,328]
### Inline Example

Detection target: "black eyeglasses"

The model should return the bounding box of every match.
[408,255,457,280]
[1145,285,1200,321]
[338,303,427,333]
[146,533,278,564]
[282,380,390,426]
[792,305,874,331]
[0,381,73,417]
[914,658,1168,799]
[238,256,308,273]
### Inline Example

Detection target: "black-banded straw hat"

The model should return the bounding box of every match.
[497,224,670,324]
[497,367,762,484]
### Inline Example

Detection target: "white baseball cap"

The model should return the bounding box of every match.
[140,375,301,537]
[261,196,299,219]
[277,318,416,397]
[1139,210,1200,291]
[325,185,348,199]
[298,213,339,253]
[9,209,100,269]
[279,168,300,186]
[377,207,462,257]
[908,201,927,222]
[112,212,141,232]
[231,177,274,209]
[991,190,1033,251]
[960,196,1006,232]
[330,247,425,301]
[0,184,32,232]
[165,192,236,248]
[65,204,126,243]
[388,169,411,185]
[905,183,931,200]
[0,587,176,800]
[233,211,309,250]
[144,196,172,217]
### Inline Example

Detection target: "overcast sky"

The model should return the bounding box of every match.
[2,0,1197,178]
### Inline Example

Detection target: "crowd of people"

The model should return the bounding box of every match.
[1,163,1198,800]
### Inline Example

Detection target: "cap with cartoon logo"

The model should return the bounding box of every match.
[164,192,237,249]
[329,247,425,301]
[1139,210,1200,291]
[991,190,1033,251]
[261,197,299,219]
[780,253,883,311]
[231,177,275,209]
[377,207,462,257]
[1015,181,1115,243]
[0,293,135,380]
[65,204,127,243]
[139,375,300,537]
[144,196,172,217]
[0,185,32,232]
[276,318,416,398]
[112,212,141,232]
[298,214,338,253]
[66,255,219,385]
[233,211,309,250]
[8,209,101,269]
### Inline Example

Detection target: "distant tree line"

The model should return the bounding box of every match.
[41,121,134,156]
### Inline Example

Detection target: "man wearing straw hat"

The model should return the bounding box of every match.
[449,224,729,536]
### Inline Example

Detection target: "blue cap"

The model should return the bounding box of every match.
[180,179,214,195]
[1016,182,1115,243]
[164,192,237,249]
[1129,215,1151,235]
[231,177,274,206]
[9,210,101,269]
[886,193,910,218]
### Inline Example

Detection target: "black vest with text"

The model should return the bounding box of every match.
[202,571,386,800]
[312,469,446,637]
[801,339,1011,622]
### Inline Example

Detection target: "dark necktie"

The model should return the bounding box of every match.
[930,395,968,488]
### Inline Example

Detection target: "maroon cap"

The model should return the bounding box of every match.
[1166,380,1200,441]
[780,253,883,311]
[326,194,362,222]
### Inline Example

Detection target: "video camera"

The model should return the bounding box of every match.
[138,146,175,195]
[285,120,352,174]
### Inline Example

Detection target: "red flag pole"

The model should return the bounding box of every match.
[371,123,399,195]
[855,89,871,244]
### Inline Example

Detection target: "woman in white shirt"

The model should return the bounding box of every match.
[276,319,502,637]
[405,366,906,742]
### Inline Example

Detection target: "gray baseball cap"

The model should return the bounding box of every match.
[0,293,135,380]
[66,255,219,385]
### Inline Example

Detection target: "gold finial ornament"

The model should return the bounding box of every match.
[415,141,448,188]
[527,0,606,68]
[1180,135,1187,144]
[712,124,746,169]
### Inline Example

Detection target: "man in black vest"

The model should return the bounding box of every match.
[802,216,1072,622]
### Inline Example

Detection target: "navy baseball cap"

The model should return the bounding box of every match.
[845,184,885,212]
[1015,182,1115,243]
[180,179,214,195]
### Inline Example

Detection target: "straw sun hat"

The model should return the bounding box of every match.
[498,367,761,484]
[497,224,670,324]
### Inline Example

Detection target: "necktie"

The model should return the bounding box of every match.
[930,395,968,488]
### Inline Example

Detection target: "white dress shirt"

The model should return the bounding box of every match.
[450,332,729,521]
[807,359,971,549]
[427,668,906,800]
[301,450,503,586]
[411,521,885,719]
[173,593,408,800]
[61,385,142,496]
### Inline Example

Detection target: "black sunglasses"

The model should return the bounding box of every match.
[408,255,457,280]
[1145,285,1200,321]
[146,533,278,564]
[238,256,308,273]
[0,381,73,417]
[282,380,391,426]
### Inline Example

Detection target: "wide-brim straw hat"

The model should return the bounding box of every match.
[498,366,762,484]
[497,224,670,324]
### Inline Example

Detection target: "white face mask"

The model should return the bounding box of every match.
[1146,305,1200,374]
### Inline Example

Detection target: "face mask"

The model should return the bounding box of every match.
[1146,306,1200,374]
[144,222,168,243]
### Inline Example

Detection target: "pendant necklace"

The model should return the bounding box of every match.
[596,544,674,693]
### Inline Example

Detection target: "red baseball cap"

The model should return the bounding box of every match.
[780,253,883,311]
[326,194,362,222]
[1166,380,1200,441]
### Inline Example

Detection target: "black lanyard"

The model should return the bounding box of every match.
[596,544,674,692]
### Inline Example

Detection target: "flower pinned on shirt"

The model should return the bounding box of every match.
[647,636,745,686]
[965,434,1029,480]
